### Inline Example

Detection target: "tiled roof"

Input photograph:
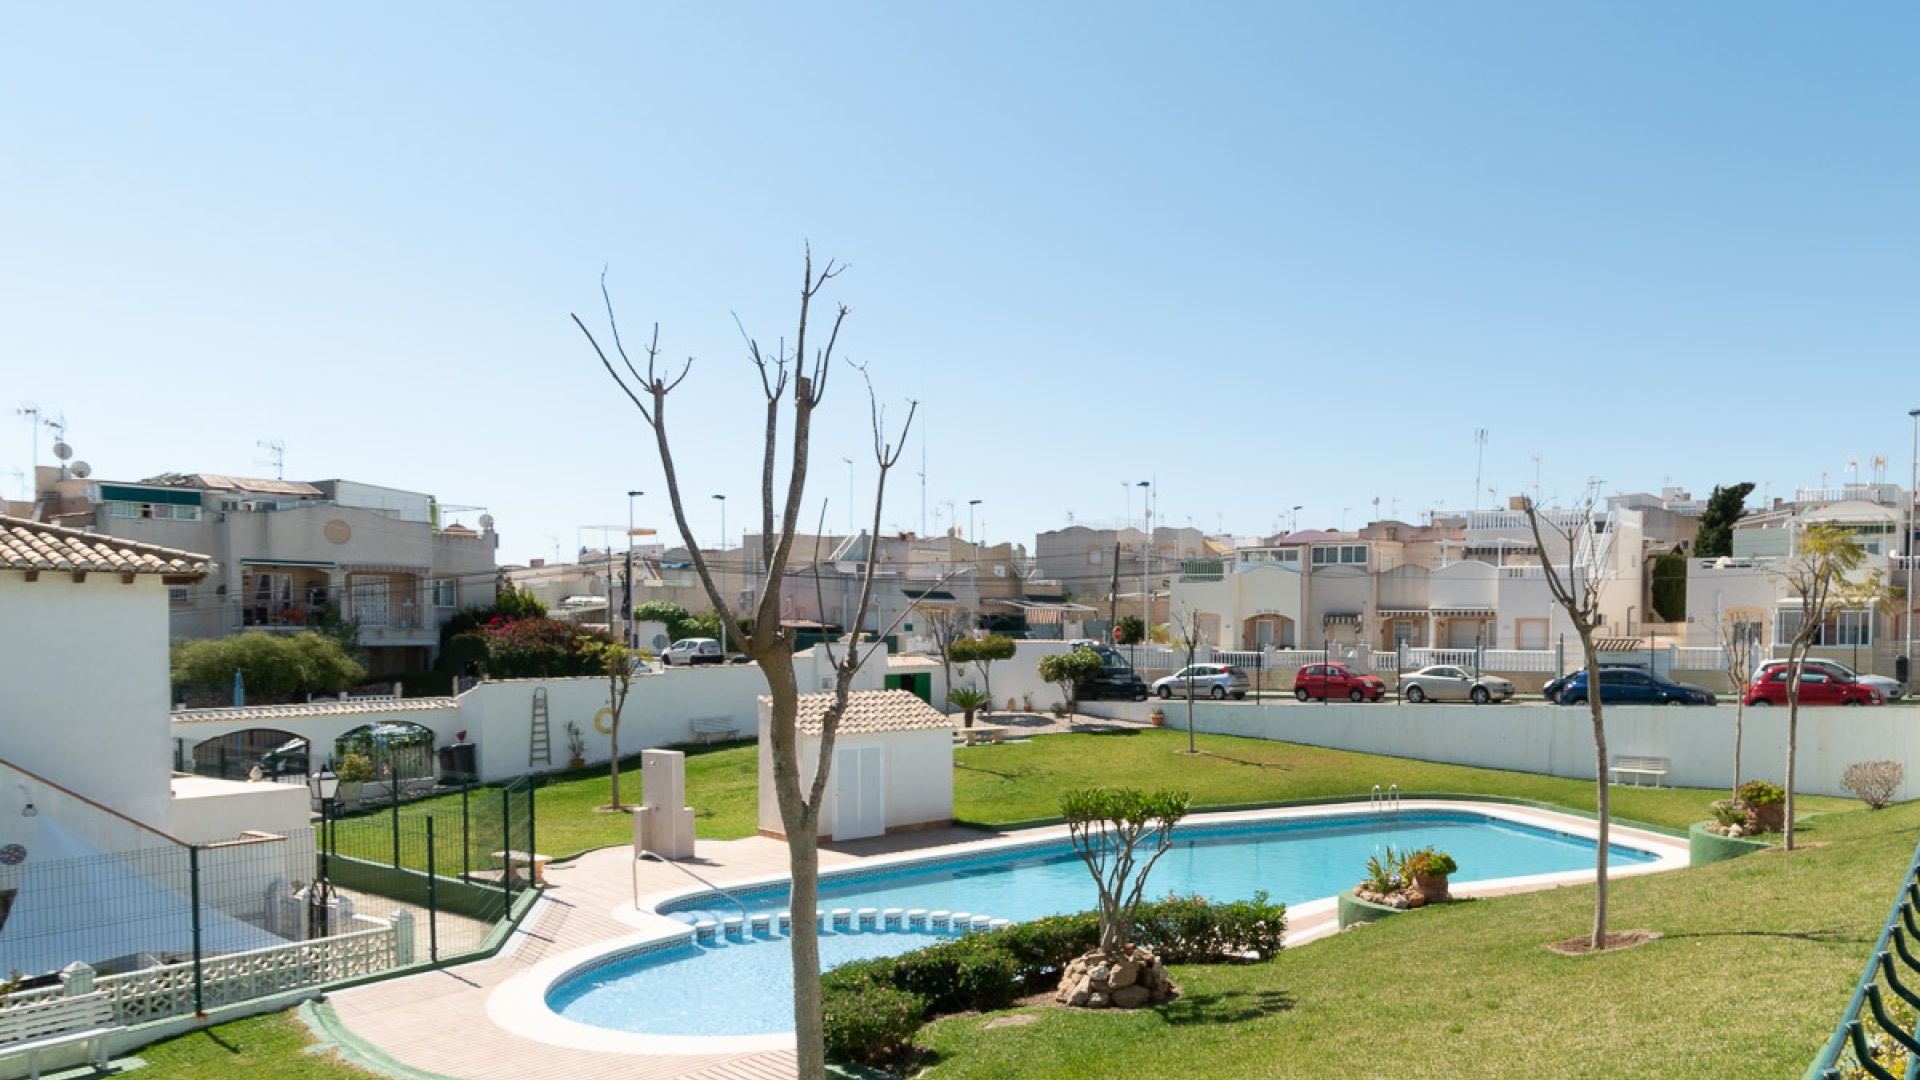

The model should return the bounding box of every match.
[173,698,460,722]
[0,515,213,578]
[780,690,954,735]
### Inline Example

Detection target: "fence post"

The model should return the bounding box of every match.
[189,845,205,1016]
[390,758,402,870]
[59,961,95,998]
[527,777,537,856]
[461,783,471,884]
[501,784,513,909]
[426,816,438,963]
[393,909,415,965]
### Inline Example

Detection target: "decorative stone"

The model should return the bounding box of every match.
[1054,947,1177,1010]
[1111,985,1151,1008]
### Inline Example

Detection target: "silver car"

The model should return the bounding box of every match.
[1398,665,1515,705]
[1151,664,1251,700]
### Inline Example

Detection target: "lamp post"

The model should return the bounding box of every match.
[968,499,982,573]
[626,490,643,651]
[307,767,339,939]
[1908,408,1919,692]
[1138,481,1151,654]
[711,494,728,656]
[1290,505,1302,534]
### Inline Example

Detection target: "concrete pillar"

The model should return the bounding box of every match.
[634,749,696,858]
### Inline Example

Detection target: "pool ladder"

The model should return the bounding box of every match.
[1370,784,1401,822]
[634,848,751,924]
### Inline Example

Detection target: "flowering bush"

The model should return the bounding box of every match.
[477,618,609,678]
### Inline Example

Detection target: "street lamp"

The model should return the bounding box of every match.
[1290,506,1302,534]
[711,494,728,655]
[1138,481,1151,653]
[1907,408,1919,692]
[626,490,644,651]
[307,767,338,939]
[968,499,982,572]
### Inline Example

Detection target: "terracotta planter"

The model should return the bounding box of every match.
[1746,802,1785,833]
[1148,712,1166,727]
[1413,873,1450,902]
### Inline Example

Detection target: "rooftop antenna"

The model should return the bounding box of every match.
[256,438,285,480]
[1531,453,1542,499]
[918,424,928,537]
[1472,429,1488,510]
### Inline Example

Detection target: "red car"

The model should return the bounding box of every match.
[1294,662,1386,703]
[1743,667,1883,707]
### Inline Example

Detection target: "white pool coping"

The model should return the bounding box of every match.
[487,799,1690,1056]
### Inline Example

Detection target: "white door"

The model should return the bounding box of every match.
[833,744,885,841]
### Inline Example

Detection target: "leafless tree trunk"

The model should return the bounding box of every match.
[1716,615,1760,801]
[1171,603,1206,754]
[1770,524,1877,851]
[924,604,976,709]
[1525,491,1613,951]
[576,252,912,1080]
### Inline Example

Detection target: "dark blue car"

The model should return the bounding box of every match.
[1554,668,1716,706]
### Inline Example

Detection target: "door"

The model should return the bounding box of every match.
[833,744,885,841]
[352,575,391,627]
[1255,619,1275,650]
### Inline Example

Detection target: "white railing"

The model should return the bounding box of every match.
[1479,649,1560,672]
[1669,646,1729,671]
[0,923,400,1027]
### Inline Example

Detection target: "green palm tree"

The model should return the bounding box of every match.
[948,687,993,729]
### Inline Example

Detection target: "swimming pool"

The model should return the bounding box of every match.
[541,806,1666,1040]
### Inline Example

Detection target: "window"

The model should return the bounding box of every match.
[104,500,199,521]
[1834,610,1872,646]
[1311,544,1367,566]
[251,573,292,605]
[1087,548,1103,566]
[1730,618,1764,649]
[1515,618,1548,650]
[433,578,457,608]
[169,584,191,605]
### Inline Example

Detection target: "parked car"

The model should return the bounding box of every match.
[1541,664,1647,703]
[1397,665,1515,705]
[1744,667,1884,707]
[1752,659,1902,702]
[1293,662,1386,703]
[1554,668,1716,706]
[1079,663,1149,702]
[661,638,725,666]
[1152,664,1251,700]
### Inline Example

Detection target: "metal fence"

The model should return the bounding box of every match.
[1805,835,1920,1079]
[317,776,536,960]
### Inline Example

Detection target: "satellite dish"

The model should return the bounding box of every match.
[70,461,91,479]
[479,513,495,530]
[52,441,72,460]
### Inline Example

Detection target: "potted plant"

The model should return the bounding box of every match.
[1402,846,1457,901]
[335,752,376,808]
[1148,707,1166,727]
[1737,780,1786,833]
[565,720,587,769]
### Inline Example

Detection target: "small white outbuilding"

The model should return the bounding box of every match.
[757,690,954,842]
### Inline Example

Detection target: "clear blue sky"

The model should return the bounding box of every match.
[4,3,1915,564]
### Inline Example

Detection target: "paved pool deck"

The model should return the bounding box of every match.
[320,748,1690,1080]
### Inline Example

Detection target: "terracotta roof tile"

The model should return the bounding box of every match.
[0,515,213,578]
[173,698,459,723]
[778,690,953,735]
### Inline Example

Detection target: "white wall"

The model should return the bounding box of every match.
[0,574,176,829]
[755,713,953,839]
[1162,699,1914,800]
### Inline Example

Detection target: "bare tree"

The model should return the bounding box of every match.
[575,252,913,1080]
[1169,603,1207,754]
[1770,523,1879,851]
[1714,612,1762,801]
[922,603,976,708]
[1523,490,1616,951]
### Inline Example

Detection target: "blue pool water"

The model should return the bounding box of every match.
[549,810,1656,1037]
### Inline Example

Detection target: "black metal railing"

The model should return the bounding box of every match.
[1806,836,1920,1079]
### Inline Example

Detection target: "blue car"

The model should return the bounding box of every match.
[1554,668,1716,706]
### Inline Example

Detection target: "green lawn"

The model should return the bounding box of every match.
[128,1011,376,1079]
[238,726,1888,1080]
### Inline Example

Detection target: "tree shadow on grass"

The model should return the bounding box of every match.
[1662,927,1867,946]
[1157,988,1297,1026]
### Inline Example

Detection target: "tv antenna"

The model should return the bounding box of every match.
[256,439,285,480]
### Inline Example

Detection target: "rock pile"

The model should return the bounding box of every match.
[1054,946,1177,1010]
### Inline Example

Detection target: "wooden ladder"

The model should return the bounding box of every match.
[529,687,552,766]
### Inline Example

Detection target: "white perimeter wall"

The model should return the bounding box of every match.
[1158,700,1915,800]
[0,574,175,828]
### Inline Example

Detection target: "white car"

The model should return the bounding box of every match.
[1151,664,1251,700]
[661,638,724,666]
[1397,665,1515,705]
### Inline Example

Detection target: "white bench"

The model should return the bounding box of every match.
[0,992,123,1080]
[490,849,553,885]
[955,725,1008,746]
[690,718,740,744]
[1609,756,1671,787]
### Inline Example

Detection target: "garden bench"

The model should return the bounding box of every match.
[490,849,553,886]
[690,718,740,744]
[1608,756,1670,787]
[956,725,1007,746]
[0,992,123,1080]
